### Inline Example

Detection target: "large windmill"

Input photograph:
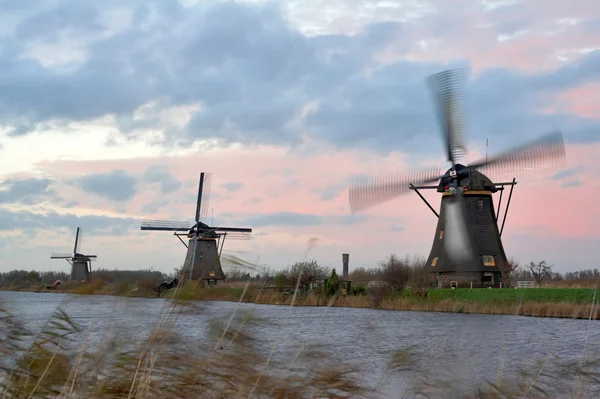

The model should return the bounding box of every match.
[349,69,566,288]
[141,172,252,286]
[50,227,97,282]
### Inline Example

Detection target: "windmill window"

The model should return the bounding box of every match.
[478,199,483,207]
[482,255,495,266]
[439,229,444,239]
[431,257,438,267]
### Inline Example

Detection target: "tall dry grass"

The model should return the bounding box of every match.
[0,296,372,398]
[2,276,600,398]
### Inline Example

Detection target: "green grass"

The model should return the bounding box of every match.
[416,288,597,304]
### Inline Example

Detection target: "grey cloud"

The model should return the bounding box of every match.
[391,225,405,232]
[336,214,369,226]
[0,0,598,156]
[237,212,369,227]
[245,197,262,205]
[0,208,138,236]
[143,164,182,194]
[141,199,171,214]
[71,170,137,201]
[241,212,323,227]
[220,182,243,192]
[562,179,582,188]
[551,166,583,180]
[0,177,57,204]
[15,2,102,41]
[319,184,344,201]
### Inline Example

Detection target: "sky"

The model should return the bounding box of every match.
[0,0,599,275]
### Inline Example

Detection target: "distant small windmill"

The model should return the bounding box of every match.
[50,227,96,282]
[141,172,252,286]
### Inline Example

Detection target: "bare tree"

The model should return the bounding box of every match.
[380,254,410,289]
[529,260,553,286]
[499,257,520,288]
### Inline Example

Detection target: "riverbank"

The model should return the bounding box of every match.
[7,281,599,320]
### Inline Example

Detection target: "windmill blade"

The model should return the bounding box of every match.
[218,231,252,240]
[50,253,73,259]
[349,167,443,213]
[76,228,83,254]
[141,219,191,231]
[427,68,468,165]
[73,227,80,255]
[194,172,205,223]
[468,130,566,179]
[443,191,475,264]
[200,173,212,223]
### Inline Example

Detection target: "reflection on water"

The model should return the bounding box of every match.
[2,290,600,397]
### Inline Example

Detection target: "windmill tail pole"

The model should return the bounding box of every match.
[499,178,516,237]
[409,183,439,218]
[189,231,199,281]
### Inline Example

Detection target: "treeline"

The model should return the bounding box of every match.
[1,256,598,292]
[0,268,174,290]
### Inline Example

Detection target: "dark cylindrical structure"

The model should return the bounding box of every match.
[426,165,509,288]
[342,253,349,278]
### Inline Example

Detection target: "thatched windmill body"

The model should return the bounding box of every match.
[349,69,566,288]
[141,172,252,286]
[50,227,96,282]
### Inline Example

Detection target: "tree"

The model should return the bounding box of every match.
[380,254,410,289]
[529,260,552,286]
[499,257,520,288]
[325,268,341,296]
[287,259,327,290]
[273,271,289,291]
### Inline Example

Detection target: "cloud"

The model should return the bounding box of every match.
[0,177,56,204]
[236,211,370,228]
[562,179,582,188]
[240,212,322,227]
[0,0,599,273]
[70,169,137,201]
[0,208,137,235]
[0,0,598,158]
[320,184,346,201]
[551,166,583,180]
[220,182,243,192]
[143,164,182,193]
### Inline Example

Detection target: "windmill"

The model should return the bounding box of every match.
[50,227,97,282]
[348,69,566,288]
[141,172,252,286]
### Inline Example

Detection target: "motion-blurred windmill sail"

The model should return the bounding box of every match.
[348,68,566,288]
[141,172,252,286]
[50,227,97,282]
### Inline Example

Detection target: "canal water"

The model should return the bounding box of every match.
[2,291,599,398]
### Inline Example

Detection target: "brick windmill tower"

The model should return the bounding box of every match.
[348,69,566,288]
[141,172,252,286]
[50,227,97,282]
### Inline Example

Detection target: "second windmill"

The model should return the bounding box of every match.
[141,172,253,286]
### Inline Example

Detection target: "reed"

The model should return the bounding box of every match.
[2,292,600,398]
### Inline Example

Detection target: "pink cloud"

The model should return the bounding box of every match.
[25,141,597,268]
[390,1,600,73]
[556,82,600,118]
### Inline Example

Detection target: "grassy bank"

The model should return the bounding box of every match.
[13,279,598,320]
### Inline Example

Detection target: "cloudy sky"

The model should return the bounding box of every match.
[0,0,599,275]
